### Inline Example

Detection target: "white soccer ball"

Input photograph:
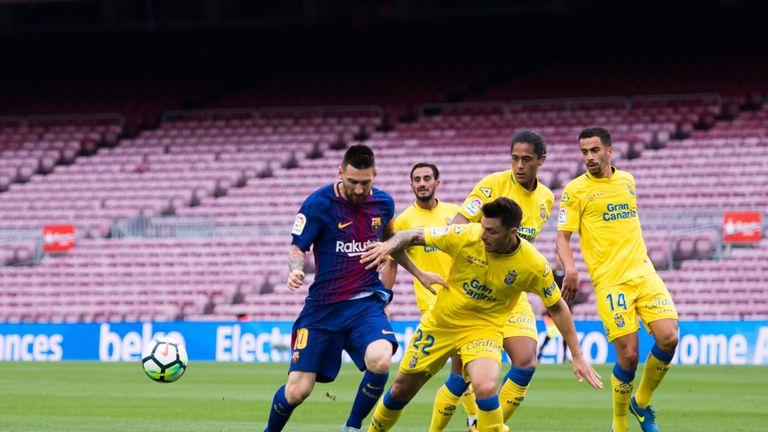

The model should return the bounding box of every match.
[141,336,188,383]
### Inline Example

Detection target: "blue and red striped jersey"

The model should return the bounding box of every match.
[291,182,395,305]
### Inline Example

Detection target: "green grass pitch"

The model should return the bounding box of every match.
[1,362,766,431]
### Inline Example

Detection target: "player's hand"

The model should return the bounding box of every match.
[561,268,579,303]
[415,271,448,295]
[287,269,306,290]
[360,241,394,271]
[571,356,603,389]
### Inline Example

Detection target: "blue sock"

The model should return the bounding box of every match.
[265,385,297,432]
[475,395,501,412]
[383,389,409,410]
[444,372,470,397]
[504,366,536,387]
[651,343,674,362]
[346,370,389,429]
[612,363,636,383]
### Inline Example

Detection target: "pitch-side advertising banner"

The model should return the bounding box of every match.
[0,321,767,365]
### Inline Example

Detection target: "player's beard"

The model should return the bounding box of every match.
[414,188,434,204]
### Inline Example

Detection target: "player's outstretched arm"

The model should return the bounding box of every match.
[360,229,425,270]
[547,298,603,389]
[390,249,447,295]
[556,230,579,303]
[286,245,306,290]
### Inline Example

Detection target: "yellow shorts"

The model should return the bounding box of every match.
[399,323,503,378]
[596,272,678,342]
[501,294,538,342]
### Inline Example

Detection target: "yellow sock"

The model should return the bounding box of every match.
[634,351,671,408]
[462,384,479,418]
[368,399,404,432]
[476,406,504,432]
[428,384,462,432]
[498,379,528,422]
[611,374,633,432]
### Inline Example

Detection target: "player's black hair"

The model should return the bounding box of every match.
[410,162,440,180]
[511,130,546,157]
[578,127,613,147]
[342,144,376,169]
[481,197,523,229]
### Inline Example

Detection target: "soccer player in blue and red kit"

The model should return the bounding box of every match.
[264,144,445,432]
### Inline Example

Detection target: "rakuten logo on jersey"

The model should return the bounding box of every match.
[336,239,374,257]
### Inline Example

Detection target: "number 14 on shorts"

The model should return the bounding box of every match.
[606,293,627,311]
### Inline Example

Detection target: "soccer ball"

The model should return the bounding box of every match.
[141,336,188,383]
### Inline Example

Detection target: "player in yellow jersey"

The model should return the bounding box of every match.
[430,130,556,431]
[557,127,679,432]
[380,162,460,314]
[361,197,603,432]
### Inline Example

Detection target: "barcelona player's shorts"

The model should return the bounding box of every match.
[595,272,678,342]
[399,322,503,378]
[289,295,398,383]
[501,294,538,342]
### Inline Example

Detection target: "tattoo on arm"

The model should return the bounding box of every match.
[288,245,306,272]
[388,229,426,251]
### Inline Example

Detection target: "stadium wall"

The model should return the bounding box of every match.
[0,321,767,365]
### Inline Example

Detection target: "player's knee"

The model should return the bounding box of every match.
[366,355,392,374]
[388,382,413,402]
[470,380,497,399]
[284,381,313,404]
[619,351,639,370]
[658,332,679,353]
[512,355,537,370]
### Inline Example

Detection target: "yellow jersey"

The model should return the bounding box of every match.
[422,223,560,330]
[394,200,460,312]
[458,170,554,243]
[557,167,655,288]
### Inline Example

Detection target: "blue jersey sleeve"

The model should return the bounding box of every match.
[291,192,328,251]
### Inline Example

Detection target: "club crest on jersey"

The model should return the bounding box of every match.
[465,198,483,216]
[479,187,493,199]
[561,191,570,202]
[614,313,625,329]
[539,203,546,220]
[627,183,636,196]
[292,213,307,235]
[371,217,381,230]
[408,352,419,369]
[504,270,518,286]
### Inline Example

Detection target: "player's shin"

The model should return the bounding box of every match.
[265,385,298,432]
[346,370,389,429]
[429,373,468,431]
[368,390,408,432]
[461,385,479,423]
[475,395,503,432]
[634,344,673,408]
[498,366,535,422]
[611,364,636,432]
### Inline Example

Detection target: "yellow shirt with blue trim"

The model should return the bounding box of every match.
[394,200,460,312]
[458,170,554,243]
[421,223,560,330]
[557,167,655,288]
